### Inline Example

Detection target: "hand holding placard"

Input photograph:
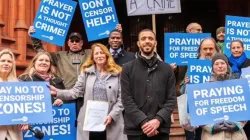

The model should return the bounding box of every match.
[31,0,77,46]
[79,0,119,41]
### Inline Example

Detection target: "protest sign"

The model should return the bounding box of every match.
[126,0,181,16]
[241,67,250,88]
[79,0,118,41]
[164,33,211,65]
[0,82,52,125]
[188,60,212,84]
[224,15,250,57]
[186,78,250,126]
[31,0,77,46]
[23,104,76,140]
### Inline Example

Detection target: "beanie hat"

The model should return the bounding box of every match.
[216,27,225,36]
[212,53,228,66]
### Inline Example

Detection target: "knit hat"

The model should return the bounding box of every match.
[212,53,228,66]
[216,27,225,36]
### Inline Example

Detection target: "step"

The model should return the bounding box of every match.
[169,136,186,140]
[169,106,186,140]
[170,129,184,134]
[170,126,184,133]
[173,113,179,120]
[171,123,182,128]
[172,120,181,126]
[170,132,185,136]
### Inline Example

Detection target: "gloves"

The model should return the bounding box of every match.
[212,121,227,134]
[224,121,239,132]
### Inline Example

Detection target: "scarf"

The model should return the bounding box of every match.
[216,42,224,53]
[35,72,52,81]
[228,52,247,75]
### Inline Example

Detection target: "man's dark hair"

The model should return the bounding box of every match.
[138,29,156,40]
[109,29,123,38]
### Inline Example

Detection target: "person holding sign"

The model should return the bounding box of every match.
[228,40,250,139]
[108,29,135,66]
[29,24,122,120]
[121,29,176,140]
[200,53,247,140]
[0,49,29,140]
[29,26,91,120]
[48,43,126,140]
[179,37,220,140]
[228,40,250,77]
[19,52,68,106]
[180,37,220,94]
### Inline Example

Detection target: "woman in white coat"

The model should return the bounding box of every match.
[0,49,28,140]
[49,43,126,140]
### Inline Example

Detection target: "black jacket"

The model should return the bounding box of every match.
[240,58,250,69]
[121,53,177,135]
[109,45,135,66]
[19,74,71,103]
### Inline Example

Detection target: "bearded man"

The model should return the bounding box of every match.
[121,29,177,140]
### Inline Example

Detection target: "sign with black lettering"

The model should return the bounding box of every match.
[126,0,181,16]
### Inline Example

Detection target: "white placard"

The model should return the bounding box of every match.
[126,0,181,16]
[83,100,109,131]
[177,94,188,125]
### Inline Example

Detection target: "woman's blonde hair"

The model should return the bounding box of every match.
[20,52,56,79]
[82,43,122,73]
[0,49,17,81]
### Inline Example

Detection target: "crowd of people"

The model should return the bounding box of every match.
[0,22,249,140]
[177,23,250,140]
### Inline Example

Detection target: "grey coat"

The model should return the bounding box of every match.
[56,65,127,140]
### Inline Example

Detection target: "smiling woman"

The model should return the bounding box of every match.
[0,50,15,81]
[228,40,250,77]
[19,52,69,106]
[48,43,126,140]
[0,49,29,140]
[199,53,248,140]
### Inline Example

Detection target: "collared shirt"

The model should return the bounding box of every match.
[110,47,122,55]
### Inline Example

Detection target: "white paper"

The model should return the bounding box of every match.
[83,100,109,131]
[126,0,181,16]
[177,94,189,125]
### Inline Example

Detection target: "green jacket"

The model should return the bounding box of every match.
[32,38,91,89]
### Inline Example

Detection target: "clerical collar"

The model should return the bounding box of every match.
[141,53,154,59]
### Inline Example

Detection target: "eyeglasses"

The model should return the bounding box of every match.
[70,40,80,43]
